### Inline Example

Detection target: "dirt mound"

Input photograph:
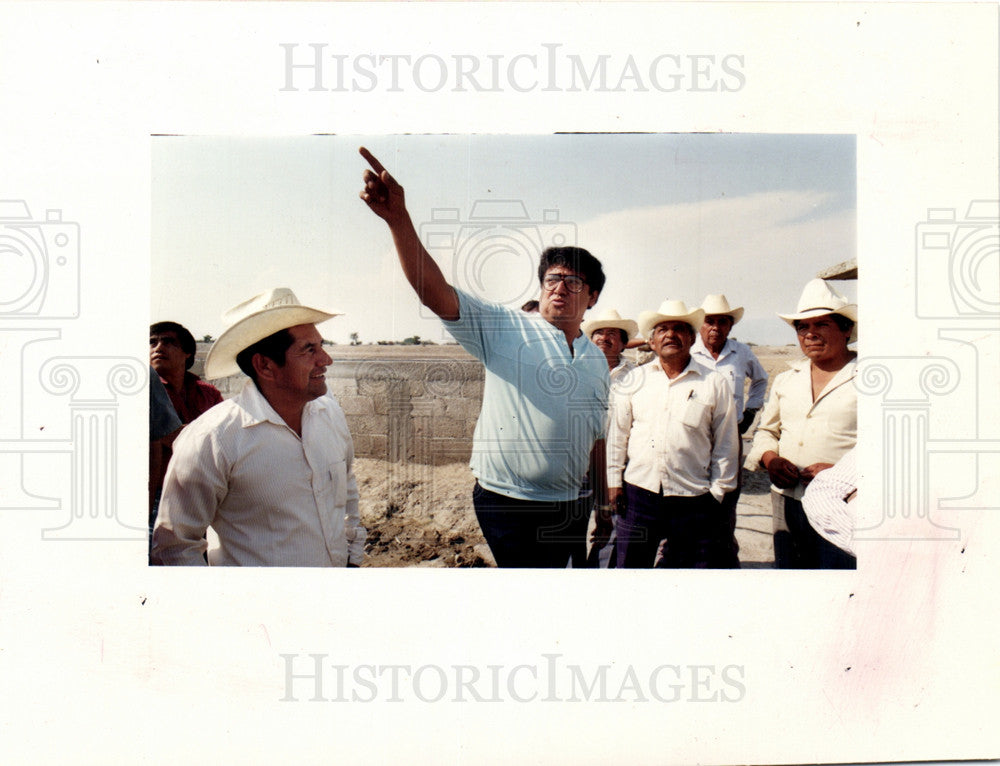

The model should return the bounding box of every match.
[356,458,494,567]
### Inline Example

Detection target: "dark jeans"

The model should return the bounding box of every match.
[616,483,739,569]
[472,482,591,568]
[772,493,857,569]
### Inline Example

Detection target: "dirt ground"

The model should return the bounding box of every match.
[356,344,800,568]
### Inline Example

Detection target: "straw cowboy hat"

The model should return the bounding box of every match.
[699,294,744,324]
[777,278,858,342]
[638,299,705,339]
[203,287,342,379]
[581,308,639,341]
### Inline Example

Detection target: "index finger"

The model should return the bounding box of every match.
[359,146,387,175]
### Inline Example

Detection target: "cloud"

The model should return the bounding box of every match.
[578,190,855,344]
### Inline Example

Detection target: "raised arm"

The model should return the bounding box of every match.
[359,147,460,320]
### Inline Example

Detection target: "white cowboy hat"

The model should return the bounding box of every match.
[203,288,341,379]
[581,308,639,341]
[777,278,858,341]
[699,294,744,324]
[638,299,705,339]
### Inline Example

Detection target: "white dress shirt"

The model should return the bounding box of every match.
[607,358,739,503]
[152,380,366,566]
[691,337,768,417]
[610,358,636,385]
[745,357,857,500]
[604,358,638,428]
[802,447,857,556]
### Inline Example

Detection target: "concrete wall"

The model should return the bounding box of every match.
[212,357,484,466]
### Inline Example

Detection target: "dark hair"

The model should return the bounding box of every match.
[831,314,855,333]
[793,314,855,334]
[537,246,606,295]
[235,328,295,384]
[150,321,197,370]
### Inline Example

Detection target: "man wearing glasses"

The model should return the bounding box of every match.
[360,148,610,568]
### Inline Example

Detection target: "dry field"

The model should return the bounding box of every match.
[347,343,802,568]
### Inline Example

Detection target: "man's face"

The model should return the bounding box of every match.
[149,331,189,378]
[267,324,333,404]
[649,320,695,365]
[700,314,734,350]
[591,327,626,365]
[538,266,598,327]
[794,314,852,364]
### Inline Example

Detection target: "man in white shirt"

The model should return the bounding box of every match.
[691,294,768,434]
[607,300,740,568]
[745,278,857,569]
[581,308,640,566]
[582,308,639,385]
[151,288,366,567]
[690,293,769,560]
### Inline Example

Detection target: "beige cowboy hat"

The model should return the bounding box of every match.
[638,299,705,339]
[581,308,639,341]
[699,294,744,324]
[203,287,342,379]
[777,278,858,342]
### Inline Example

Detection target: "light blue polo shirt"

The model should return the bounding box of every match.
[444,289,609,502]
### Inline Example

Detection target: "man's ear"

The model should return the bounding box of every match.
[251,353,275,382]
[587,291,600,309]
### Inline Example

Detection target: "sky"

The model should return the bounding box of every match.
[151,133,856,347]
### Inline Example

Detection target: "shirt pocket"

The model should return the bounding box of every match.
[315,459,348,510]
[681,398,710,430]
[328,459,348,508]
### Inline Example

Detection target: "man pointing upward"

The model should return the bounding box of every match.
[360,147,610,568]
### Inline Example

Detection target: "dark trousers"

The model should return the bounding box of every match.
[772,493,857,569]
[722,486,741,562]
[723,436,746,561]
[472,482,590,568]
[615,483,739,569]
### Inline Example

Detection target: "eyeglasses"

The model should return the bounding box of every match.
[542,273,587,293]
